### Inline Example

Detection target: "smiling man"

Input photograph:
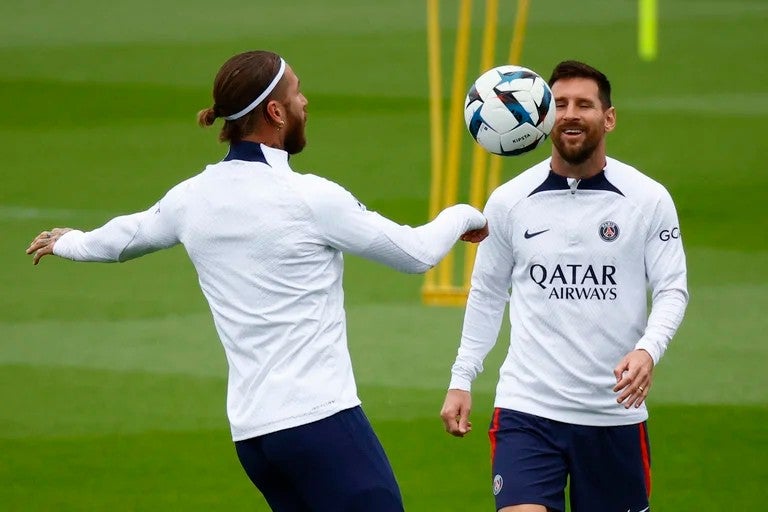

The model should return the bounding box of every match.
[440,60,688,512]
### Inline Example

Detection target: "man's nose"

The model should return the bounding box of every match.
[562,103,578,119]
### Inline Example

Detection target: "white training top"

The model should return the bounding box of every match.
[449,156,688,426]
[54,141,486,440]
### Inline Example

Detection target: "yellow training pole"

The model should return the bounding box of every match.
[487,0,530,195]
[437,0,473,289]
[638,0,658,61]
[508,0,530,65]
[463,0,499,287]
[424,0,444,292]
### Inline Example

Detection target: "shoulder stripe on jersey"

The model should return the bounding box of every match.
[528,170,624,196]
[223,141,270,165]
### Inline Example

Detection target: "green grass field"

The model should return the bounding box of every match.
[1,0,767,510]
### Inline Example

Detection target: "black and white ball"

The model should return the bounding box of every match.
[464,65,555,156]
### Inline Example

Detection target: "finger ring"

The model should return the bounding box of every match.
[638,386,645,392]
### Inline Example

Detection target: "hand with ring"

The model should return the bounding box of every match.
[612,349,654,409]
[26,227,73,265]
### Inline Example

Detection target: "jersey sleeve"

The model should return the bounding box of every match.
[635,186,689,364]
[449,191,515,391]
[53,189,182,262]
[299,176,486,273]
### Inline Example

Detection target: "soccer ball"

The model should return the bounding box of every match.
[464,65,555,156]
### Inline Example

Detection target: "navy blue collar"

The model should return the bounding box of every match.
[223,141,269,165]
[528,169,624,196]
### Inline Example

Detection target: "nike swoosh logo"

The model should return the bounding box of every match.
[524,228,550,239]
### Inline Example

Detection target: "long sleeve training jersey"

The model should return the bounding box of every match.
[449,156,687,426]
[55,141,486,440]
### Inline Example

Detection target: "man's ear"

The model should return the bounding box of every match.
[264,99,284,126]
[604,106,616,133]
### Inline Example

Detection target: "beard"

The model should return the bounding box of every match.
[551,126,601,165]
[283,111,307,155]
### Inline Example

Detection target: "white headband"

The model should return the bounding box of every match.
[224,58,287,121]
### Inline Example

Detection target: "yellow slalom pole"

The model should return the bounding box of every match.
[487,0,530,195]
[638,0,658,61]
[424,0,443,292]
[508,0,530,66]
[463,0,499,288]
[437,0,473,289]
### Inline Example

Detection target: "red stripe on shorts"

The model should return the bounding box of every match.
[488,407,502,466]
[639,422,652,498]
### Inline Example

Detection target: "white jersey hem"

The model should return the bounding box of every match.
[230,399,363,441]
[494,396,649,427]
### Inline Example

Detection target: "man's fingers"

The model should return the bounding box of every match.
[613,369,634,392]
[27,239,49,253]
[32,247,49,265]
[30,244,55,265]
[27,240,44,252]
[440,408,471,437]
[440,406,459,433]
[441,390,473,437]
[27,231,52,252]
[27,228,68,261]
[631,381,650,408]
[445,416,471,437]
[460,230,484,243]
[613,357,630,383]
[460,223,489,243]
[613,350,655,407]
[441,409,466,435]
[617,380,651,408]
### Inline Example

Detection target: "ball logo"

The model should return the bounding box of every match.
[512,133,531,144]
[493,474,504,496]
[599,221,620,242]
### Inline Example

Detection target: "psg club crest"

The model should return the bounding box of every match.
[493,474,504,496]
[599,221,620,242]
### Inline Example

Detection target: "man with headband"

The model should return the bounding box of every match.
[26,50,487,511]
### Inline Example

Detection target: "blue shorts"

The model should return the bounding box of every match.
[235,406,403,512]
[489,408,651,512]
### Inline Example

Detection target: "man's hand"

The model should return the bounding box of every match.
[613,349,655,409]
[26,228,72,265]
[440,389,473,437]
[460,221,489,243]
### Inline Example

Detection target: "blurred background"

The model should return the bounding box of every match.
[1,0,766,509]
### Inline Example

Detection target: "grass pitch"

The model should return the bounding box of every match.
[1,1,766,509]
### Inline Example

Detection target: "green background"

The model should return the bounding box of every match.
[1,0,766,510]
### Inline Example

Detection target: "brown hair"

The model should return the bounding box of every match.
[196,51,287,142]
[548,60,612,109]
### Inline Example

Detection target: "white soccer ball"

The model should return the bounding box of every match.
[464,65,556,156]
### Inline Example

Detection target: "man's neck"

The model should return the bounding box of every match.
[550,152,607,180]
[241,131,283,150]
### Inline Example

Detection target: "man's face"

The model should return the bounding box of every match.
[550,77,615,165]
[280,66,308,155]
